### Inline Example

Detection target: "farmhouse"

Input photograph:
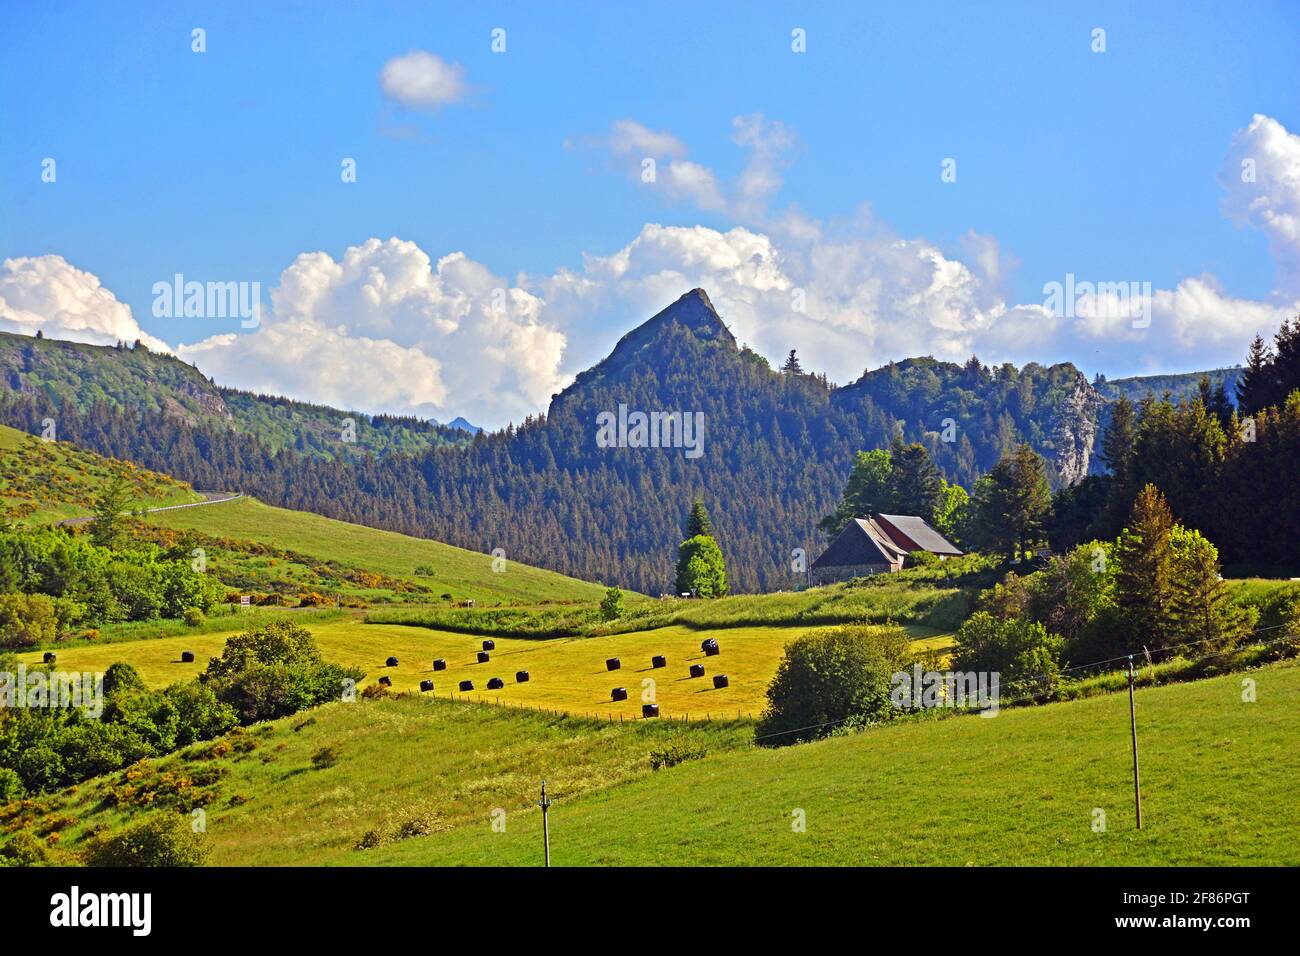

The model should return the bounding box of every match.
[810,514,962,585]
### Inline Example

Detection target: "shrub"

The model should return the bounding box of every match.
[0,592,57,648]
[182,607,205,626]
[0,767,23,801]
[0,831,48,866]
[311,745,340,769]
[599,586,624,621]
[82,812,208,867]
[203,621,363,724]
[757,624,919,746]
[952,611,1064,697]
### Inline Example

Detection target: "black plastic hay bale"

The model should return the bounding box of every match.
[458,679,474,692]
[689,664,705,678]
[378,675,392,687]
[642,703,660,718]
[704,643,720,657]
[713,674,729,689]
[181,650,195,663]
[482,639,495,651]
[611,687,628,701]
[651,655,667,668]
[386,656,399,667]
[515,671,530,683]
[477,651,490,663]
[606,657,621,671]
[487,677,505,690]
[700,638,717,651]
[433,658,447,671]
[43,652,56,665]
[420,680,434,692]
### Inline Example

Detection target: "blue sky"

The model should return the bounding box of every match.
[2,1,1298,426]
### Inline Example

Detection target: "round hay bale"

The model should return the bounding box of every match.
[181,650,196,663]
[605,657,621,671]
[477,651,490,663]
[385,656,399,667]
[713,674,729,689]
[378,675,392,687]
[651,655,667,668]
[458,679,474,692]
[515,670,530,683]
[611,687,628,701]
[642,703,660,719]
[419,680,434,692]
[42,652,56,665]
[487,677,505,690]
[482,639,495,651]
[700,638,717,651]
[689,664,706,678]
[704,643,720,657]
[433,658,447,671]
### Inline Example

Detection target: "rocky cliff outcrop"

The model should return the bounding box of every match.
[1051,371,1104,485]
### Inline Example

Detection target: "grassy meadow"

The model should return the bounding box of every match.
[146,495,608,606]
[14,659,1296,867]
[376,659,1300,867]
[15,615,952,719]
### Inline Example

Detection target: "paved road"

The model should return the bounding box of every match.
[57,492,243,526]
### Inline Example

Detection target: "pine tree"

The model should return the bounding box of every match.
[887,435,943,520]
[1114,484,1176,653]
[969,443,1051,557]
[685,499,713,538]
[1236,333,1275,415]
[1100,396,1136,485]
[781,349,803,374]
[89,475,133,550]
[1168,526,1253,653]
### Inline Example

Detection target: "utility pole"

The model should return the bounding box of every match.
[1127,657,1142,829]
[538,780,552,867]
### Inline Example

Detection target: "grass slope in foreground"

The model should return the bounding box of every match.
[14,661,1296,867]
[146,495,608,605]
[378,660,1300,866]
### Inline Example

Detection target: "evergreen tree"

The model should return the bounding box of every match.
[1167,526,1254,653]
[781,349,804,374]
[969,443,1052,558]
[685,499,713,538]
[1100,396,1136,485]
[1114,484,1176,653]
[887,435,942,520]
[1237,332,1278,415]
[89,475,133,550]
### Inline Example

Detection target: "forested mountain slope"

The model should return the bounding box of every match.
[0,291,1230,592]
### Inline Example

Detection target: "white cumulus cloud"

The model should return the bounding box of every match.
[379,51,468,109]
[1220,113,1300,298]
[0,255,170,351]
[178,238,567,426]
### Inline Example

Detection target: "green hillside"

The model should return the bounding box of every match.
[0,331,469,459]
[377,659,1300,866]
[10,660,1295,866]
[144,495,608,605]
[0,423,202,523]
